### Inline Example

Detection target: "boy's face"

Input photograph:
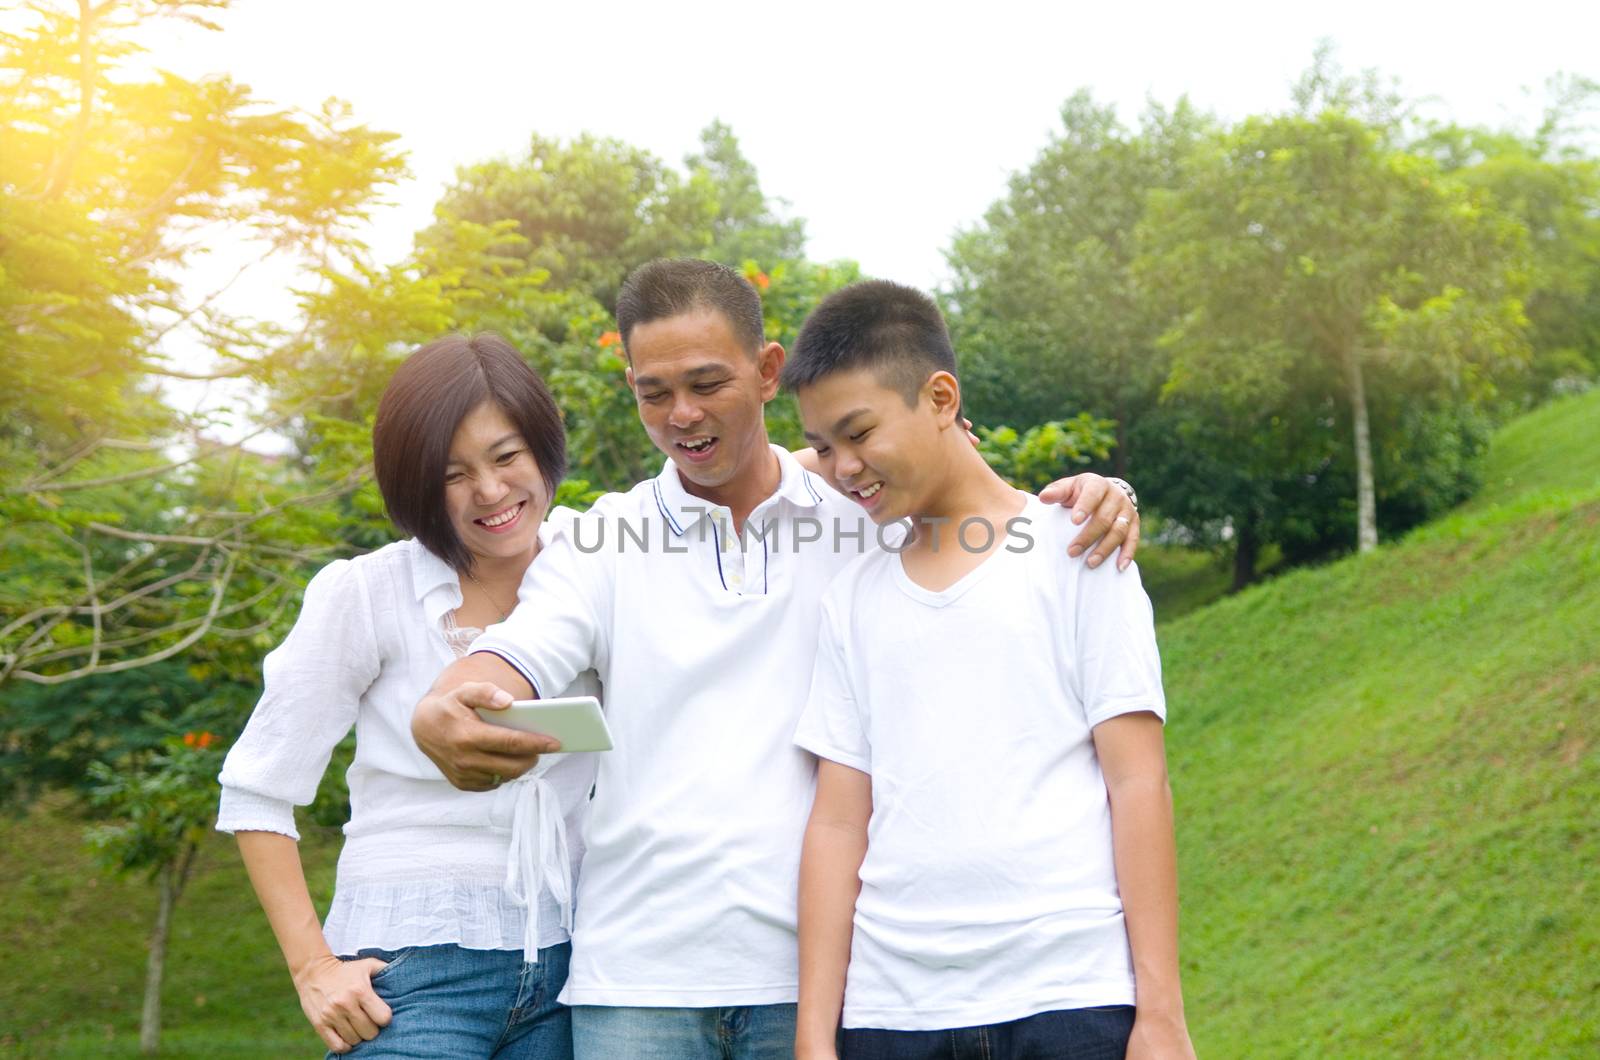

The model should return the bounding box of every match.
[797,367,948,524]
[625,307,783,498]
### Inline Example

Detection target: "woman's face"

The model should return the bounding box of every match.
[444,401,551,570]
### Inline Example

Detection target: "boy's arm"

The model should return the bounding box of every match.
[1092,711,1196,1060]
[797,758,872,1060]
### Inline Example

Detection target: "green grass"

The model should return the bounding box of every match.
[1459,389,1600,513]
[0,801,340,1056]
[1163,390,1600,1056]
[1,390,1597,1056]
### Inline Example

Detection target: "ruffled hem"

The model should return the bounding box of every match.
[322,876,567,956]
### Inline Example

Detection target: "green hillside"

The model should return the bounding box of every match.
[1,391,1597,1057]
[1165,388,1600,1057]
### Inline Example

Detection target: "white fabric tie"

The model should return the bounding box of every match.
[503,774,572,963]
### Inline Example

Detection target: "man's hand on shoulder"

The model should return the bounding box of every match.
[1039,473,1140,571]
[411,656,554,792]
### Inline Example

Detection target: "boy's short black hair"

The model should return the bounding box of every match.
[783,279,957,405]
[372,332,566,572]
[615,258,766,356]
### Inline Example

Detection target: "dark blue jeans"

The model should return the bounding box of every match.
[839,1005,1136,1060]
[335,942,572,1059]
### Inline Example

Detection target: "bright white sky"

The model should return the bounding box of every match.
[113,0,1597,401]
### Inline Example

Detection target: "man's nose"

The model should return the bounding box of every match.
[669,394,704,430]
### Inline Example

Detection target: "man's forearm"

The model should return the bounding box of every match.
[1107,772,1186,1015]
[796,818,866,1055]
[433,650,533,699]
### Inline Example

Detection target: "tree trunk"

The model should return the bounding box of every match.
[1343,348,1378,553]
[1231,517,1259,592]
[1113,400,1129,479]
[140,841,198,1055]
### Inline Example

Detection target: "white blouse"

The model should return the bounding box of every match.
[216,520,600,962]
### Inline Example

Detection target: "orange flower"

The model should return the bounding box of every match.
[597,330,621,349]
[752,272,770,291]
[198,731,215,749]
[183,732,197,747]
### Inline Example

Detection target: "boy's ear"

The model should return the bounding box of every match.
[925,370,962,427]
[625,365,636,393]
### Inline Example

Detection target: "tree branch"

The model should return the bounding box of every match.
[8,550,238,685]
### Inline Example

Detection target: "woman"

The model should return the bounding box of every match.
[218,333,594,1057]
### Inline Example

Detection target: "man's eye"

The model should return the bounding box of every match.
[641,392,667,402]
[693,381,725,394]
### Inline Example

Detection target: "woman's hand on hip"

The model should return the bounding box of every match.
[293,952,393,1054]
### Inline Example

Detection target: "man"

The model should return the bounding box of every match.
[411,258,1140,1059]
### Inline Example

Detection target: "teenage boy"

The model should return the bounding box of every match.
[410,260,1142,1060]
[786,279,1194,1060]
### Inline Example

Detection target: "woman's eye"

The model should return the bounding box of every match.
[445,473,464,485]
[496,450,522,465]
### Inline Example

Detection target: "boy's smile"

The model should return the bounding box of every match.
[798,367,947,525]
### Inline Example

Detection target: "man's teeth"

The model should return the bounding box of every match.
[858,482,883,499]
[680,438,714,452]
[480,503,521,527]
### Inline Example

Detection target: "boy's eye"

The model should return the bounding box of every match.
[848,428,871,443]
[814,446,831,458]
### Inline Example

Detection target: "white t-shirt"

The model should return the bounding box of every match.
[472,446,881,1006]
[216,530,600,962]
[793,494,1166,1031]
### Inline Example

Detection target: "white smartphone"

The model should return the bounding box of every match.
[473,695,613,752]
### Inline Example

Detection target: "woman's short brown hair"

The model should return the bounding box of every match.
[372,333,566,571]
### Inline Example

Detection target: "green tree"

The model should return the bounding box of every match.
[1138,110,1530,554]
[429,121,805,313]
[1,0,406,686]
[944,91,1210,470]
[1411,77,1600,400]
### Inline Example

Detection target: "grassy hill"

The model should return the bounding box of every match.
[1165,389,1600,1056]
[1,390,1596,1057]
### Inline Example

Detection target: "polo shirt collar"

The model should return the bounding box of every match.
[408,538,464,627]
[651,444,827,537]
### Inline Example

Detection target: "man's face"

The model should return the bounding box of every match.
[625,308,783,498]
[797,367,945,525]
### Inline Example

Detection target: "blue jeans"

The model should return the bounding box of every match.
[839,1005,1136,1060]
[334,943,572,1059]
[571,1003,797,1060]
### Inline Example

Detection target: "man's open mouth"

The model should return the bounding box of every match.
[676,436,719,462]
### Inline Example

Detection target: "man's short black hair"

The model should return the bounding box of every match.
[615,258,766,356]
[783,279,957,405]
[372,332,566,572]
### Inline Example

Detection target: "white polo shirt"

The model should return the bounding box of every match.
[472,445,878,1006]
[794,495,1166,1030]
